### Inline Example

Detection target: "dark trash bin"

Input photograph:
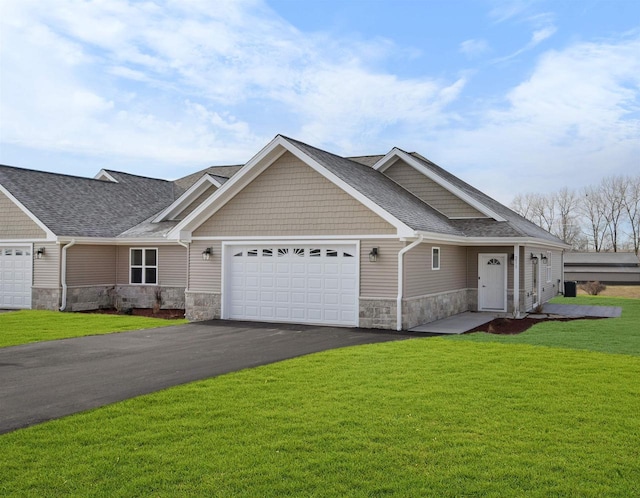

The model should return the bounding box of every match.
[564,281,577,298]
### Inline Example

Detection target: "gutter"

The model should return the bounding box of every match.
[59,239,77,311]
[396,234,424,331]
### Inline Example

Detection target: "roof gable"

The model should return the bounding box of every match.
[0,185,53,239]
[154,174,223,222]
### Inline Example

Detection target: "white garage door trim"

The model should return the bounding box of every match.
[0,244,33,309]
[222,240,360,327]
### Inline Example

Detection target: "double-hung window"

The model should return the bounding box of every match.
[546,251,552,283]
[130,248,158,285]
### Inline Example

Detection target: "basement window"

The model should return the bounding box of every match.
[130,248,158,285]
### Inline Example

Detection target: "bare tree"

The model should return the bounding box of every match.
[623,176,640,255]
[580,185,608,252]
[553,187,581,246]
[600,176,627,252]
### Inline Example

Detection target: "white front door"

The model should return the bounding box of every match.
[0,246,33,309]
[478,253,507,312]
[225,243,358,326]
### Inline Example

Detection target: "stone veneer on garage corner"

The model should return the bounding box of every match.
[185,292,221,321]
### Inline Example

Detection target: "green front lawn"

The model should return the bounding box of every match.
[1,297,639,496]
[0,310,187,348]
[451,295,640,356]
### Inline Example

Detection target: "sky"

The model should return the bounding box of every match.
[0,0,638,205]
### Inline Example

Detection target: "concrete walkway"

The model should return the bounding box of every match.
[410,312,496,334]
[0,321,416,434]
[542,303,622,318]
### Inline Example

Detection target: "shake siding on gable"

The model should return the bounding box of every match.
[115,245,186,286]
[404,244,467,298]
[193,152,396,237]
[33,243,60,288]
[0,189,47,239]
[384,159,485,218]
[360,239,403,298]
[67,245,116,286]
[173,184,218,220]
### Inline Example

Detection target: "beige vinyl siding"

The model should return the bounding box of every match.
[173,184,218,220]
[188,240,222,292]
[360,239,403,298]
[33,242,61,288]
[116,245,187,286]
[66,245,116,286]
[522,247,562,310]
[466,246,515,290]
[0,189,47,239]
[194,152,396,237]
[404,244,467,297]
[384,159,485,218]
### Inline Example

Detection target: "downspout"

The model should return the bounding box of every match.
[59,239,77,311]
[177,240,190,290]
[513,244,521,318]
[396,234,424,331]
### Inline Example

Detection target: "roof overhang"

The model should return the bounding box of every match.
[373,148,506,222]
[168,135,415,240]
[93,170,119,183]
[410,230,571,249]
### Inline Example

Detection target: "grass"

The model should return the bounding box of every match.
[0,310,187,348]
[451,295,640,356]
[1,297,639,496]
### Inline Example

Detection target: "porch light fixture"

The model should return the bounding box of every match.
[509,253,515,265]
[201,247,213,261]
[540,253,548,263]
[36,247,46,259]
[369,247,379,263]
[530,253,539,264]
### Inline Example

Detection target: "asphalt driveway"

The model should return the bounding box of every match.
[0,320,415,434]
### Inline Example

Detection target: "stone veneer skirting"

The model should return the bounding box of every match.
[32,287,61,310]
[185,291,221,321]
[402,289,471,330]
[56,285,186,312]
[359,298,397,330]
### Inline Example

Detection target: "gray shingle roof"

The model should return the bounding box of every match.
[0,165,177,237]
[282,137,464,235]
[173,165,243,195]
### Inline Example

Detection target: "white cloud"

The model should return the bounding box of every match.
[460,39,490,58]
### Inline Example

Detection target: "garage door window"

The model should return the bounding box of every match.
[130,248,158,284]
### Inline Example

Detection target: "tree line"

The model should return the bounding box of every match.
[510,175,640,255]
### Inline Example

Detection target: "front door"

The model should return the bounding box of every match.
[478,253,507,312]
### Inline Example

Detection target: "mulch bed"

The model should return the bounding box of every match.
[79,308,186,320]
[468,316,606,335]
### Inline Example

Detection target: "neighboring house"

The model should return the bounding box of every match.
[0,135,568,330]
[564,252,640,284]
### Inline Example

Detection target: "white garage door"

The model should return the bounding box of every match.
[0,246,32,309]
[226,244,358,326]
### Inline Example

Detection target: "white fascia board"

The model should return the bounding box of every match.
[191,234,400,241]
[0,184,57,241]
[153,174,223,222]
[414,231,570,249]
[55,236,184,245]
[167,136,288,239]
[93,170,119,182]
[374,148,506,222]
[280,139,415,237]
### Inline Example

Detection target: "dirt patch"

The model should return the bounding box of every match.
[469,316,606,335]
[79,308,186,320]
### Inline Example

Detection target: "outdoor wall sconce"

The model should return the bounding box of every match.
[540,253,548,263]
[509,253,515,265]
[36,247,46,259]
[201,247,213,261]
[369,247,379,262]
[530,253,539,264]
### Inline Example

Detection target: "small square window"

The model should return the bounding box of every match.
[432,247,440,270]
[130,248,158,285]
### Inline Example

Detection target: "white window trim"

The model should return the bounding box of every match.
[546,250,552,283]
[129,247,159,285]
[432,246,441,270]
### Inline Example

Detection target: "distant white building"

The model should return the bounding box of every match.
[564,252,640,284]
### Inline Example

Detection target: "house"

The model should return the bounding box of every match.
[564,252,640,284]
[1,135,568,330]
